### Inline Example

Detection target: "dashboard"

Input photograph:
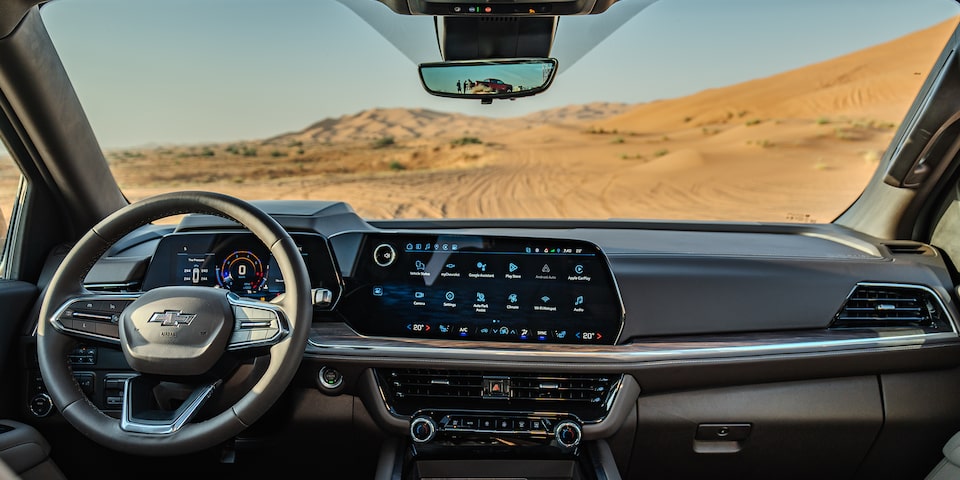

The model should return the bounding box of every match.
[35,200,960,480]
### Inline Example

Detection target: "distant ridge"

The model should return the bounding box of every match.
[268,102,633,145]
[597,17,959,133]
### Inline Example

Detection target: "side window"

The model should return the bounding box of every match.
[0,143,22,274]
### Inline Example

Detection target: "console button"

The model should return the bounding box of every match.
[478,418,496,430]
[496,418,514,431]
[29,394,53,418]
[373,244,397,267]
[462,417,478,429]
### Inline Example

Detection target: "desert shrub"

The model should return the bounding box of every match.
[373,136,396,149]
[451,136,482,146]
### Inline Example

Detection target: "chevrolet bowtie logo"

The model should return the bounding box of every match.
[147,310,197,327]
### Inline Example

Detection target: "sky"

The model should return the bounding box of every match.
[37,0,960,149]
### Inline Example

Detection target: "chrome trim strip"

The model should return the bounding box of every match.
[311,281,959,363]
[83,282,140,291]
[120,378,217,435]
[310,329,958,364]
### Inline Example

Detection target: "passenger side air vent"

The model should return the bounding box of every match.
[376,369,622,422]
[830,284,952,332]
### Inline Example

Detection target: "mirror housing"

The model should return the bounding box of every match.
[419,58,558,102]
[376,0,619,15]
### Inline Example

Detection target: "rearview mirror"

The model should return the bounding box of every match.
[419,58,558,102]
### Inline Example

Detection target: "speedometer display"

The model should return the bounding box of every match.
[217,250,267,294]
[142,232,340,302]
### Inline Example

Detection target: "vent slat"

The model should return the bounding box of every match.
[377,369,621,422]
[831,285,950,331]
[381,369,617,403]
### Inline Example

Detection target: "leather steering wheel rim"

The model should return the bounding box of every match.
[36,191,312,456]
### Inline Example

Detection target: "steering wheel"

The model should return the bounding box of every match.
[36,191,312,456]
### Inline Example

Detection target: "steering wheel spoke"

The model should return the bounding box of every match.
[227,294,289,351]
[120,375,220,435]
[51,293,141,343]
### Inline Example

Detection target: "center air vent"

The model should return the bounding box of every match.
[376,369,621,422]
[830,284,952,332]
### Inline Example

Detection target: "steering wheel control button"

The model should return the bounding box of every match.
[56,297,137,341]
[230,303,283,348]
[73,372,95,395]
[555,420,582,448]
[317,367,343,391]
[410,416,437,443]
[373,243,397,267]
[29,393,54,418]
[68,346,97,365]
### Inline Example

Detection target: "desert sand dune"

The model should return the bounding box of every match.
[111,17,958,223]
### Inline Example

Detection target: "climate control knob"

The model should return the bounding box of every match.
[410,416,437,443]
[554,420,582,448]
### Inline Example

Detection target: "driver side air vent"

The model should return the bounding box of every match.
[375,369,622,422]
[830,284,952,332]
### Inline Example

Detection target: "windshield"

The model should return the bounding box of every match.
[40,0,960,222]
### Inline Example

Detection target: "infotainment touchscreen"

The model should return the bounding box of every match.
[337,234,623,344]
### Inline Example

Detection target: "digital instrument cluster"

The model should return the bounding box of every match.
[140,232,340,301]
[337,234,624,344]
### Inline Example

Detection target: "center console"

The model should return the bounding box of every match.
[328,233,631,479]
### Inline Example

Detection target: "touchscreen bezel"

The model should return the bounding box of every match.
[336,233,625,345]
